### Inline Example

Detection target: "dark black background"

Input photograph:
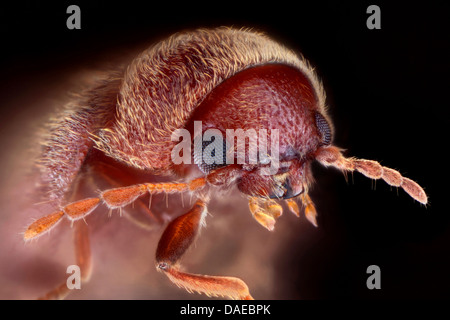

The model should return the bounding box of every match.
[0,0,448,300]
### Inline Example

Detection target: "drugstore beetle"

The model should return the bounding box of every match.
[24,27,427,300]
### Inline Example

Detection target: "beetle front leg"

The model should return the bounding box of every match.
[155,200,253,300]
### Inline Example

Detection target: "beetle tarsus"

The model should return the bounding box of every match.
[24,211,64,240]
[160,265,253,300]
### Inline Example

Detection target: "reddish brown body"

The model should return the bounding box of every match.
[25,27,427,300]
[188,64,320,153]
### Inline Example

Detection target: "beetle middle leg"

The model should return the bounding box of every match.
[155,199,253,300]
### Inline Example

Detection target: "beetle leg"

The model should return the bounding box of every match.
[315,146,428,204]
[248,197,283,231]
[24,211,65,240]
[38,221,92,300]
[25,178,207,240]
[155,200,253,300]
[284,193,318,226]
[73,221,92,283]
[100,184,148,209]
[100,178,206,208]
[85,161,164,229]
[24,198,100,240]
[299,193,318,227]
[285,198,300,217]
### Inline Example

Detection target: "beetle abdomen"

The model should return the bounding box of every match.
[39,74,123,203]
[94,27,327,171]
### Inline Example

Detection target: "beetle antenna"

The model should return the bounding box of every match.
[315,146,427,204]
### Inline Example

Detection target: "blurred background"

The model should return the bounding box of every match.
[0,0,448,300]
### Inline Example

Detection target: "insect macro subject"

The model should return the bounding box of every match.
[24,27,427,300]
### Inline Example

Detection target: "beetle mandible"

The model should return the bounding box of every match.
[24,27,427,300]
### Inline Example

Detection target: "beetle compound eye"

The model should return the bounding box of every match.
[315,112,332,145]
[194,135,228,174]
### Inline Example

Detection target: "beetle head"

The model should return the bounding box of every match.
[194,108,333,200]
[183,63,333,200]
